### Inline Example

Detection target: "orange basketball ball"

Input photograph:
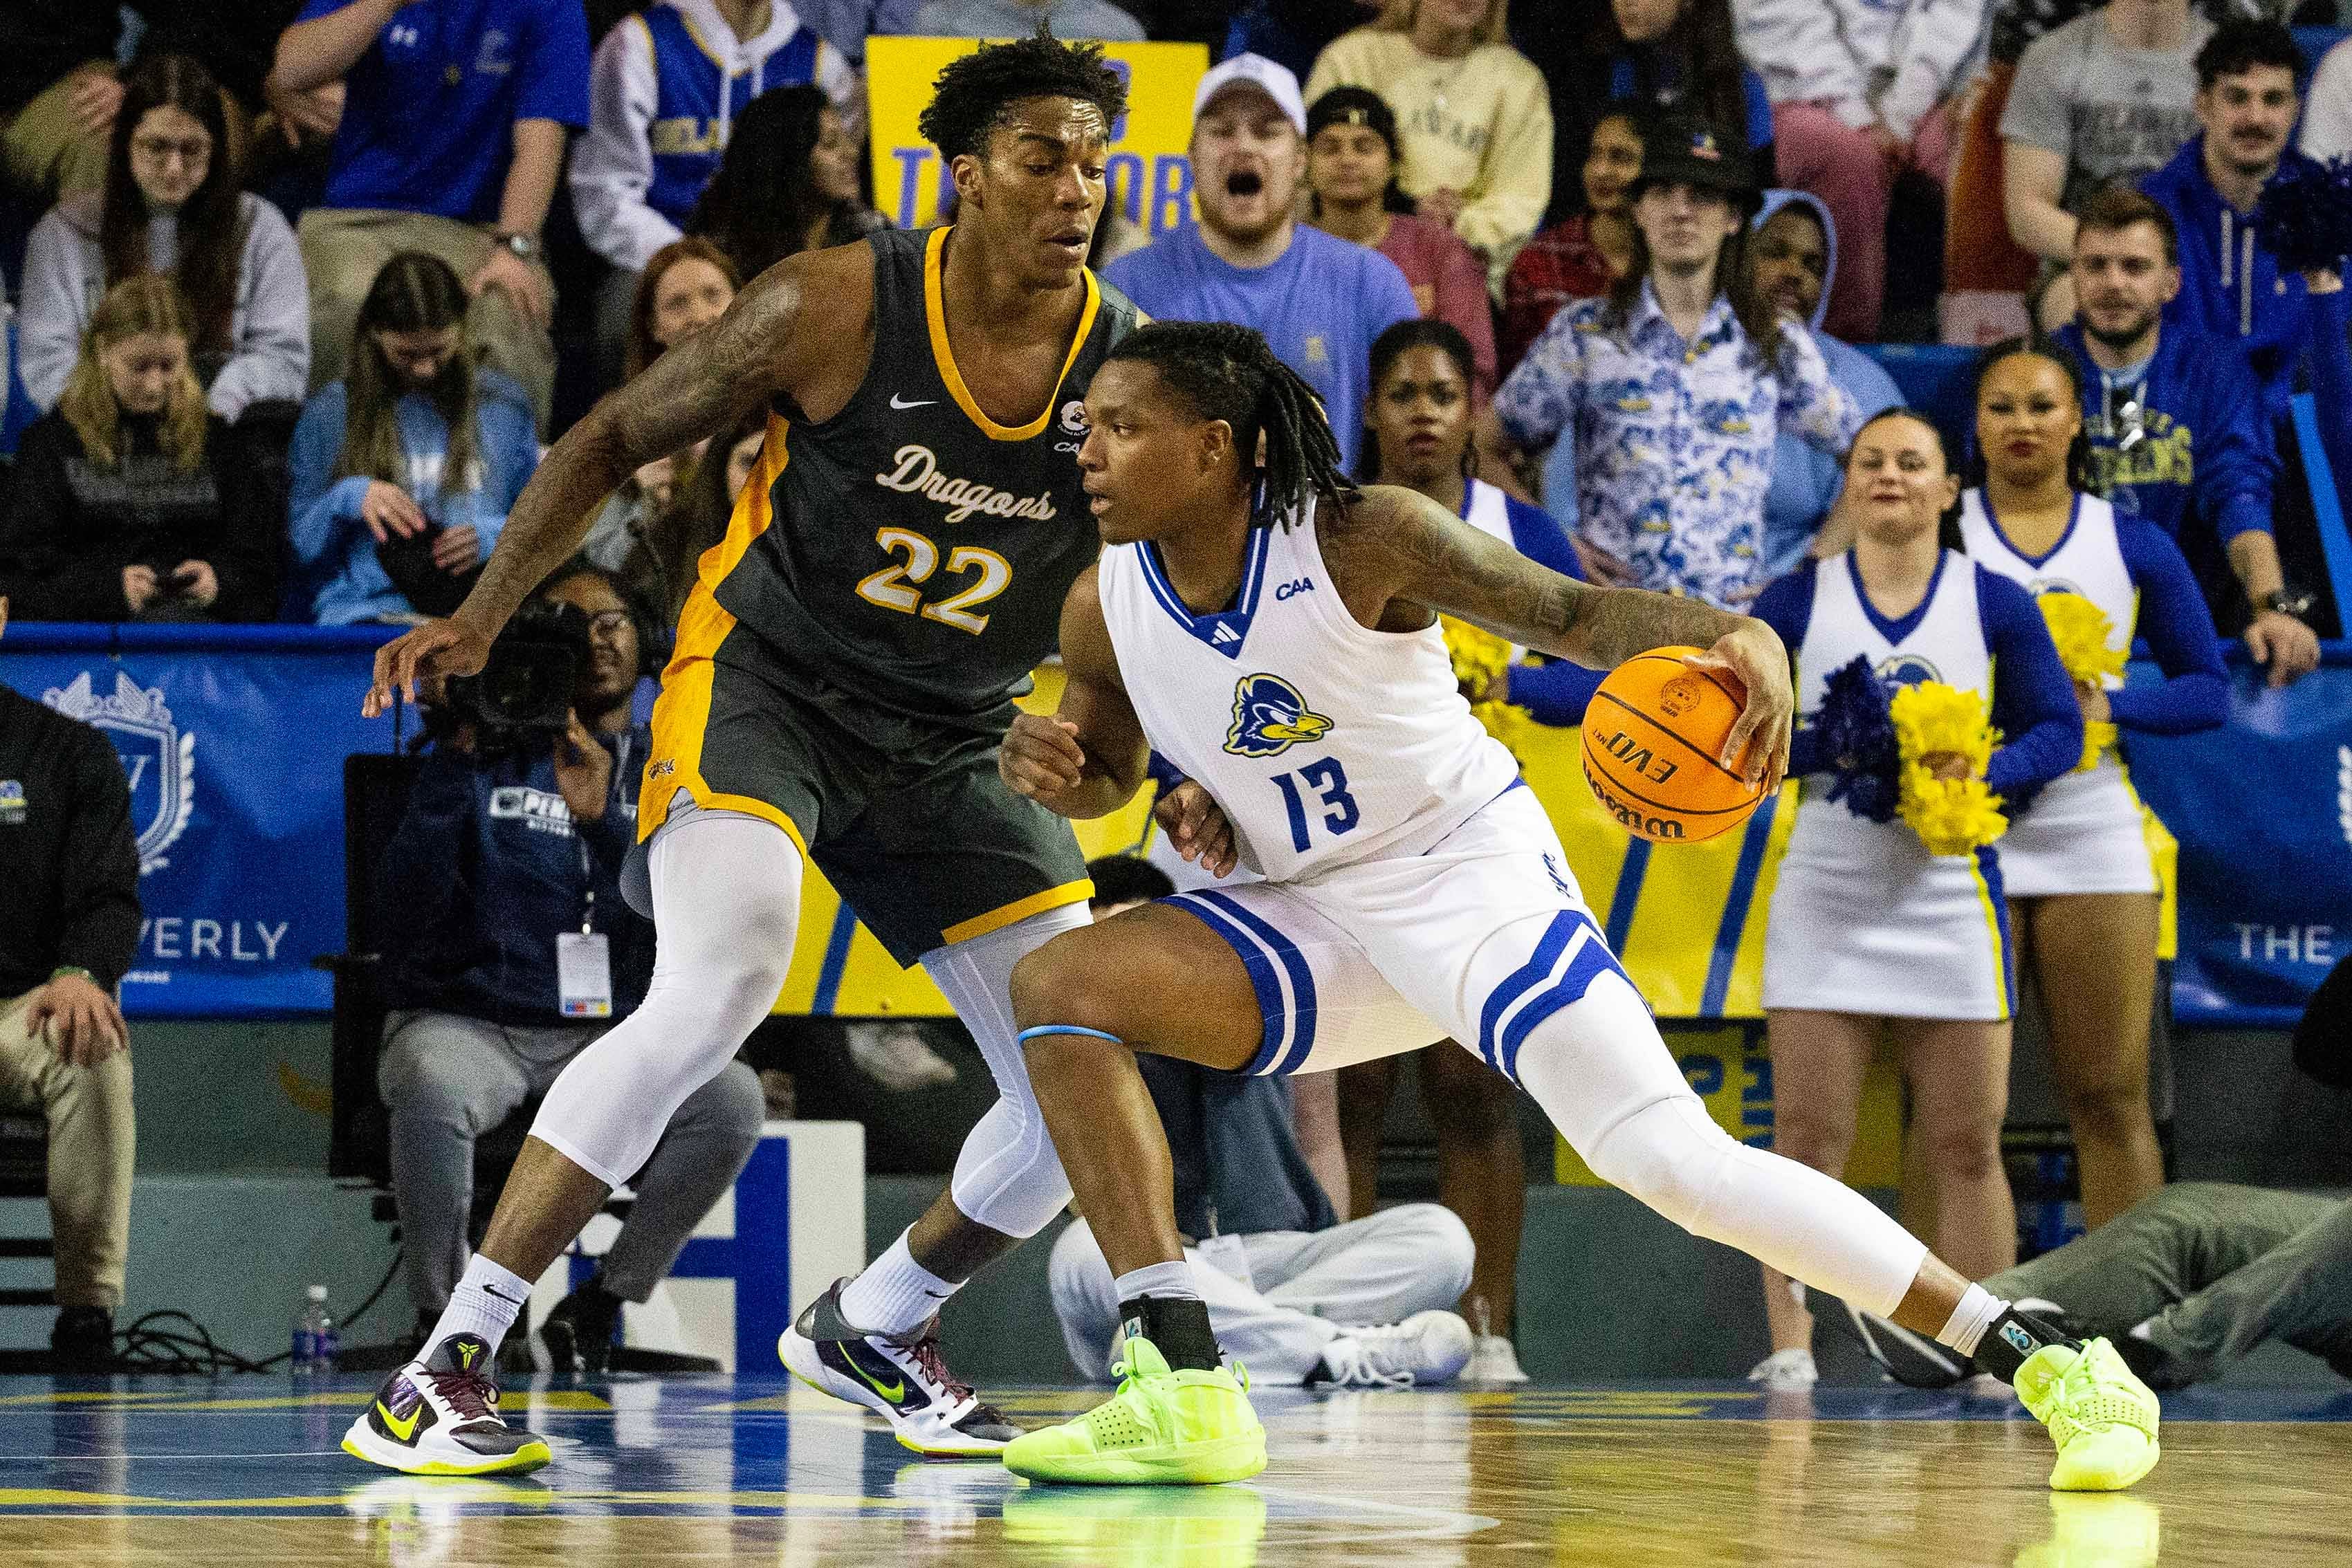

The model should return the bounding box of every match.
[1580,647,1766,844]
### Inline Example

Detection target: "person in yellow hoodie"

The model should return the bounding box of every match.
[1305,0,1552,289]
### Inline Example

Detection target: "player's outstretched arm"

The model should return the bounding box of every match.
[1001,566,1152,820]
[363,246,872,717]
[1327,485,1792,788]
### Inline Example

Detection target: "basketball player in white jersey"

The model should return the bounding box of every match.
[1961,341,2227,1228]
[988,322,2162,1493]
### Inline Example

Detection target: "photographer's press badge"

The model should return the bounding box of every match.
[558,932,614,1018]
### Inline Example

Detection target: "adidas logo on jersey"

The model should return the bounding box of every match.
[1211,622,1240,645]
[874,444,1058,524]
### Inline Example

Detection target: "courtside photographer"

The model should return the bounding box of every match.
[374,560,760,1370]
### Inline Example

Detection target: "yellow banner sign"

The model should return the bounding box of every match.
[865,37,1211,238]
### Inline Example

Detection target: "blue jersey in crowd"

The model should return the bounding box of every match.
[640,2,823,225]
[2050,321,2276,553]
[306,0,590,222]
[1104,224,1419,475]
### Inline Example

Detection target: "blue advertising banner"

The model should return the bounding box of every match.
[2128,650,2352,1028]
[3,626,2347,1028]
[0,625,398,1018]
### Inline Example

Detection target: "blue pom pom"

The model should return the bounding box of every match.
[1814,655,1900,824]
[2255,156,2352,278]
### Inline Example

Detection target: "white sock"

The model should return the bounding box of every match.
[426,1255,532,1360]
[838,1230,960,1338]
[1937,1283,2008,1357]
[1112,1260,1202,1303]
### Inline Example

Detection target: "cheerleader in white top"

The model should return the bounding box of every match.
[993,324,2158,1493]
[1961,341,2226,1228]
[1334,320,1602,1381]
[1747,409,2084,1386]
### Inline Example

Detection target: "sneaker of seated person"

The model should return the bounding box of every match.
[1314,1309,1474,1387]
[540,1273,623,1377]
[1465,1334,1530,1384]
[843,1022,958,1092]
[1747,1346,1819,1391]
[50,1307,115,1374]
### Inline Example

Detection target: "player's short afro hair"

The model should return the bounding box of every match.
[917,27,1130,164]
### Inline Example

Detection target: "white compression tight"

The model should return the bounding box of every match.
[531,810,802,1188]
[1511,969,1929,1317]
[921,901,1093,1239]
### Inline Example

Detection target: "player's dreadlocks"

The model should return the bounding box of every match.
[918,28,1130,164]
[1103,322,1359,529]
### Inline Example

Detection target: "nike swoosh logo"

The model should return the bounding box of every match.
[840,1345,907,1404]
[890,394,937,409]
[376,1401,422,1442]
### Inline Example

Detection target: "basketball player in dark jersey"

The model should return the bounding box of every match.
[348,35,1220,1476]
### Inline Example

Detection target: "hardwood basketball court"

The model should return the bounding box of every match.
[0,1376,2345,1563]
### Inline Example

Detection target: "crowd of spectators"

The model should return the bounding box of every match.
[0,0,2337,652]
[0,0,2345,1375]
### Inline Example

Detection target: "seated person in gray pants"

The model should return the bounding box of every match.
[1849,1182,2352,1391]
[1047,857,1479,1387]
[377,560,762,1370]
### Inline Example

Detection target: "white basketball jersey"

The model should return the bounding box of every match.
[1794,549,1991,721]
[1096,498,1520,883]
[1958,490,2133,688]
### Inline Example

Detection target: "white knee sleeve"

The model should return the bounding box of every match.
[1512,970,1927,1318]
[921,903,1092,1238]
[531,811,801,1188]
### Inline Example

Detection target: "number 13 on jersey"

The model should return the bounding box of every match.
[1271,757,1359,852]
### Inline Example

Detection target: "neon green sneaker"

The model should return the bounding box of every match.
[2014,1338,2160,1491]
[1002,1334,1266,1486]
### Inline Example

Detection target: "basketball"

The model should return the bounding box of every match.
[1581,647,1766,844]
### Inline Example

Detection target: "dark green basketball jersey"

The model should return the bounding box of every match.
[705,225,1139,730]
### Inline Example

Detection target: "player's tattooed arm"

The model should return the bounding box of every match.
[1002,566,1152,820]
[1327,485,1793,787]
[365,248,875,714]
[463,247,870,639]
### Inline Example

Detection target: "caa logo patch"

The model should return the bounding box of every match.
[1223,674,1334,758]
[1060,399,1090,436]
[1876,653,1942,689]
[42,671,194,876]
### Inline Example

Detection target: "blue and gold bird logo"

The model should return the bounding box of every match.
[1224,674,1334,758]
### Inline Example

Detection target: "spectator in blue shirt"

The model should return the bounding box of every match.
[2055,185,2317,686]
[1102,54,1417,476]
[1746,190,1902,579]
[288,252,541,625]
[2138,22,2352,515]
[270,0,591,432]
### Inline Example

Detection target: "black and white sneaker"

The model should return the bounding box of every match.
[1838,1302,1969,1389]
[778,1280,1022,1457]
[342,1333,553,1476]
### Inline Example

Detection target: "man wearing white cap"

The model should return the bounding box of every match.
[1104,54,1419,474]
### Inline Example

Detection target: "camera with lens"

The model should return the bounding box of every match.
[439,599,593,752]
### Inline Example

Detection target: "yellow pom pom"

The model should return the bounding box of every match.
[1899,768,2010,856]
[2079,717,2118,773]
[1889,681,2007,854]
[1442,616,1534,754]
[2037,592,2128,687]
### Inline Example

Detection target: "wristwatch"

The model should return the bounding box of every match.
[2261,587,2313,620]
[496,232,540,263]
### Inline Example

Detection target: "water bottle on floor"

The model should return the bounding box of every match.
[291,1285,338,1377]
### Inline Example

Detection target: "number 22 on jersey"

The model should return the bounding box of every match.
[1271,757,1359,851]
[856,527,1012,634]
